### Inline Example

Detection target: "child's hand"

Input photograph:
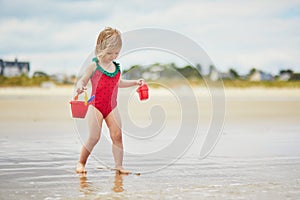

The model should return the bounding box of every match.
[76,85,87,95]
[136,79,145,86]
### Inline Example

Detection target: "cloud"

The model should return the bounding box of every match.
[0,0,111,22]
[106,0,300,74]
[0,18,101,53]
[0,0,299,75]
[4,50,89,75]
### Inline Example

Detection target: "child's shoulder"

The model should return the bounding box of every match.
[88,61,97,68]
[86,62,97,74]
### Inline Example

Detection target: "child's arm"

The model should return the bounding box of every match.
[76,63,96,94]
[118,78,144,88]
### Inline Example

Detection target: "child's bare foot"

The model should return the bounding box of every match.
[76,162,87,174]
[115,167,131,175]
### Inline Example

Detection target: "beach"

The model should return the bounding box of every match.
[0,86,300,199]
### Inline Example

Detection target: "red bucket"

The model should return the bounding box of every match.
[136,83,149,101]
[70,101,89,118]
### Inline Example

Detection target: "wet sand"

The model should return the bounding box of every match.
[0,86,299,199]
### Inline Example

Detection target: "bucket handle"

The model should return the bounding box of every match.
[73,91,88,105]
[73,91,95,106]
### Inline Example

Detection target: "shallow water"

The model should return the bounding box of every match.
[0,92,300,199]
[0,121,299,200]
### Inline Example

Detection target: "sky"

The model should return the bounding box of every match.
[0,0,300,76]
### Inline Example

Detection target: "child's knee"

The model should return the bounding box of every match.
[88,135,100,145]
[110,130,122,143]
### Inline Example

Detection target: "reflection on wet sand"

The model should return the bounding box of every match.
[79,174,95,196]
[112,173,125,193]
[78,172,126,196]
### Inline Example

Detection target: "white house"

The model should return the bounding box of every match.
[279,72,292,81]
[208,66,233,81]
[278,70,293,81]
[0,58,30,77]
[250,71,274,81]
[142,65,164,80]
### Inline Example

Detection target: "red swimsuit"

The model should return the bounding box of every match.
[90,57,121,118]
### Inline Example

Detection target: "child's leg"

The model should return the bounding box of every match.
[76,106,103,173]
[105,109,130,174]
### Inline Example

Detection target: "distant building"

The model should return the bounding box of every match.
[0,58,30,77]
[142,65,164,80]
[278,70,293,81]
[209,67,219,81]
[208,66,233,81]
[249,70,274,81]
[50,73,65,84]
[290,73,300,81]
[278,72,292,81]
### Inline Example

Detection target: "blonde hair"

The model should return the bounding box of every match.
[95,27,122,59]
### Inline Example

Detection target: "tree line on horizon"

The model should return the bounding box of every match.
[122,62,298,81]
[0,62,299,87]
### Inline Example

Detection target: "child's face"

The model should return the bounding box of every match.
[103,47,121,62]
